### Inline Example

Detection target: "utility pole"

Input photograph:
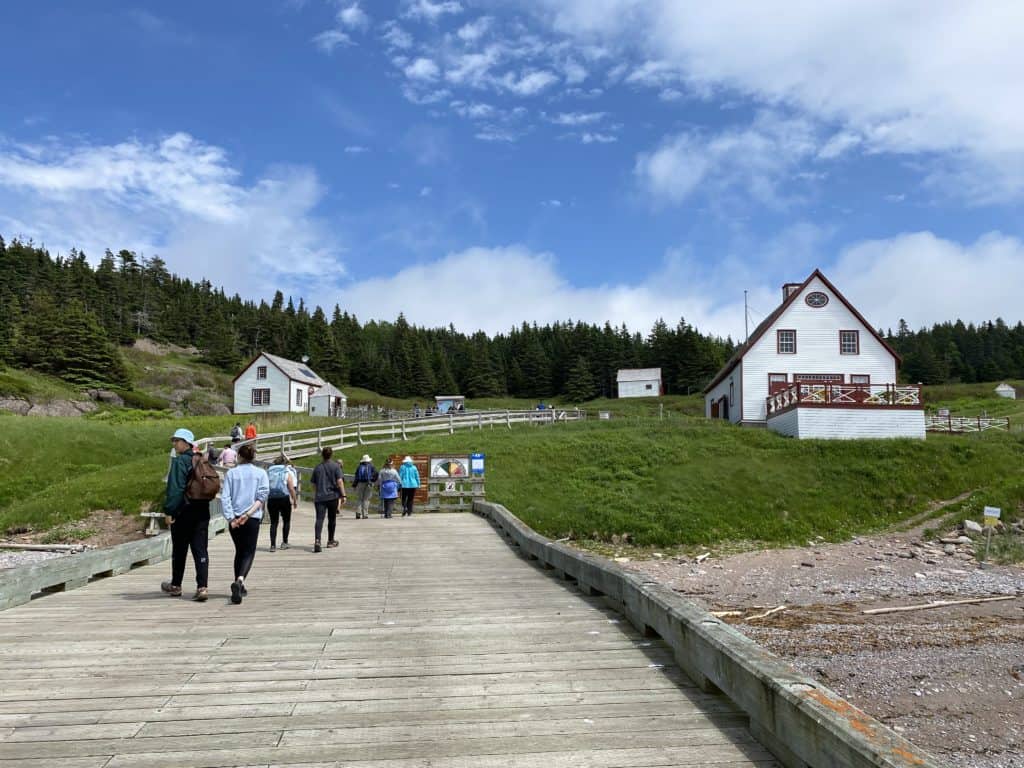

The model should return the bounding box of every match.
[744,290,749,342]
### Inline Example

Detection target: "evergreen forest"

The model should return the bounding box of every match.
[1,235,1022,398]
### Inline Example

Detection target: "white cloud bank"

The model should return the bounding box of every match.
[527,0,1024,202]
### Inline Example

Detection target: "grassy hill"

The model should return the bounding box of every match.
[1,381,1021,555]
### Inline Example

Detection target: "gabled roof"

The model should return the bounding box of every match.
[702,269,902,394]
[314,383,346,398]
[232,352,325,386]
[617,368,662,382]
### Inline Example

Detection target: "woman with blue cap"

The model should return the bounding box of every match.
[161,427,211,601]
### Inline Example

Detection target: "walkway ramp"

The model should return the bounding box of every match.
[0,511,774,768]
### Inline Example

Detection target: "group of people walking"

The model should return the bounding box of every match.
[162,427,421,603]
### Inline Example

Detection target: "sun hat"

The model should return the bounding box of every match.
[360,454,372,463]
[171,428,195,443]
[403,456,413,463]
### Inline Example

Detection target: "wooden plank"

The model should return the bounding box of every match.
[0,511,763,767]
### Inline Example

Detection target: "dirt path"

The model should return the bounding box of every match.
[624,529,1024,768]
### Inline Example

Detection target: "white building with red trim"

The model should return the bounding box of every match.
[232,352,328,415]
[703,270,924,439]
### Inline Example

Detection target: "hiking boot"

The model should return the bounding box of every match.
[192,587,208,602]
[280,542,290,550]
[328,540,339,548]
[314,542,322,553]
[161,581,182,597]
[269,545,276,552]
[230,580,243,605]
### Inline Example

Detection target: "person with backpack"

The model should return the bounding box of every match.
[230,422,243,444]
[377,458,401,519]
[398,456,420,517]
[266,455,298,551]
[352,454,377,520]
[161,427,218,602]
[310,447,346,552]
[221,443,269,604]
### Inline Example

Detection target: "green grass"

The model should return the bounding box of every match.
[0,367,87,402]
[922,380,1024,421]
[297,418,1024,549]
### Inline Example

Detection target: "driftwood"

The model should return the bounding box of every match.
[0,543,84,553]
[862,595,1015,615]
[710,610,743,618]
[695,552,711,563]
[746,605,787,621]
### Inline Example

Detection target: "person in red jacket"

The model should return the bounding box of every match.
[244,421,257,440]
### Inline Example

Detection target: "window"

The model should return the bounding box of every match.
[645,383,653,391]
[777,329,797,354]
[728,380,734,405]
[839,330,860,355]
[768,373,788,394]
[251,388,270,406]
[256,365,267,380]
[850,374,871,386]
[295,388,304,407]
[795,373,843,383]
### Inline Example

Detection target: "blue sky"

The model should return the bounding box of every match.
[1,1,1023,338]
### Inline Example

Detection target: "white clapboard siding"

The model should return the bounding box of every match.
[768,408,925,440]
[741,275,897,424]
[618,379,661,398]
[704,363,742,423]
[233,354,309,415]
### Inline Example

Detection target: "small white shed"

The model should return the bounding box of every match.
[309,383,347,418]
[995,383,1016,400]
[616,368,662,398]
[233,352,325,415]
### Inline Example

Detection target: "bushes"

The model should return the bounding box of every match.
[111,388,171,411]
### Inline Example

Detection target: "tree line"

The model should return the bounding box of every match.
[0,236,732,399]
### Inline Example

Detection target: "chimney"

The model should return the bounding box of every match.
[782,283,802,302]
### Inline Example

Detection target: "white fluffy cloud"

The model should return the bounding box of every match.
[403,0,463,22]
[337,3,369,30]
[634,112,818,206]
[312,29,351,53]
[0,133,344,300]
[404,57,441,81]
[528,0,1024,201]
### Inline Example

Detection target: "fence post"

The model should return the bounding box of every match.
[449,412,454,434]
[317,430,322,452]
[402,419,407,440]
[280,435,285,456]
[357,423,363,444]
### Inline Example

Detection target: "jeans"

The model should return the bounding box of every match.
[400,488,416,516]
[267,497,291,546]
[314,498,339,542]
[229,516,261,580]
[170,501,210,589]
[355,484,373,518]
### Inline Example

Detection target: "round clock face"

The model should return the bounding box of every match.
[805,291,829,308]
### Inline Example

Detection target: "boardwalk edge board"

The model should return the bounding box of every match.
[474,500,942,768]
[0,505,228,611]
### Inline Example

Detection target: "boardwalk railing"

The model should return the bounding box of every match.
[925,414,1010,433]
[766,383,922,416]
[208,408,586,461]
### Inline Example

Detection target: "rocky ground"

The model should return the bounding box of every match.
[624,526,1024,768]
[0,509,146,571]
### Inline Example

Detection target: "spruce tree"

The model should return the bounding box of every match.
[565,356,596,403]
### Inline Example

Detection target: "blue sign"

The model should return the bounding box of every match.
[470,452,485,476]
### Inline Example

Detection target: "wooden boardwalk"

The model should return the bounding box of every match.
[0,510,776,768]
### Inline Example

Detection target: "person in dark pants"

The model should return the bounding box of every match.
[311,447,346,552]
[398,456,420,517]
[161,428,210,601]
[221,443,269,605]
[266,455,298,550]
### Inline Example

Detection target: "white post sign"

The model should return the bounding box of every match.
[983,506,1001,527]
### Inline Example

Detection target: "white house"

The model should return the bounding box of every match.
[703,270,924,439]
[309,383,347,418]
[233,352,326,415]
[995,383,1016,400]
[617,368,662,398]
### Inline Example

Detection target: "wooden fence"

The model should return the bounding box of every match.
[925,414,1010,433]
[203,408,586,461]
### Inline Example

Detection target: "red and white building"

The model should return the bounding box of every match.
[233,352,327,415]
[703,270,924,439]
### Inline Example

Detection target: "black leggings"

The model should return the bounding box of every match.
[315,499,339,542]
[267,497,291,545]
[229,516,261,580]
[170,502,210,588]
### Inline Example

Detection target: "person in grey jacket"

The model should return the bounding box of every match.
[221,443,269,604]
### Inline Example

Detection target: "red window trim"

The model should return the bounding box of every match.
[776,329,797,354]
[839,329,860,355]
[850,374,871,385]
[794,373,845,383]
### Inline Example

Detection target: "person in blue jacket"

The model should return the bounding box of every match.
[398,456,420,517]
[221,443,269,604]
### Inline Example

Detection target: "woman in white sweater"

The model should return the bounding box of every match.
[221,444,269,604]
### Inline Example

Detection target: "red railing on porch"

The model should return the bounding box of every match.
[766,383,922,416]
